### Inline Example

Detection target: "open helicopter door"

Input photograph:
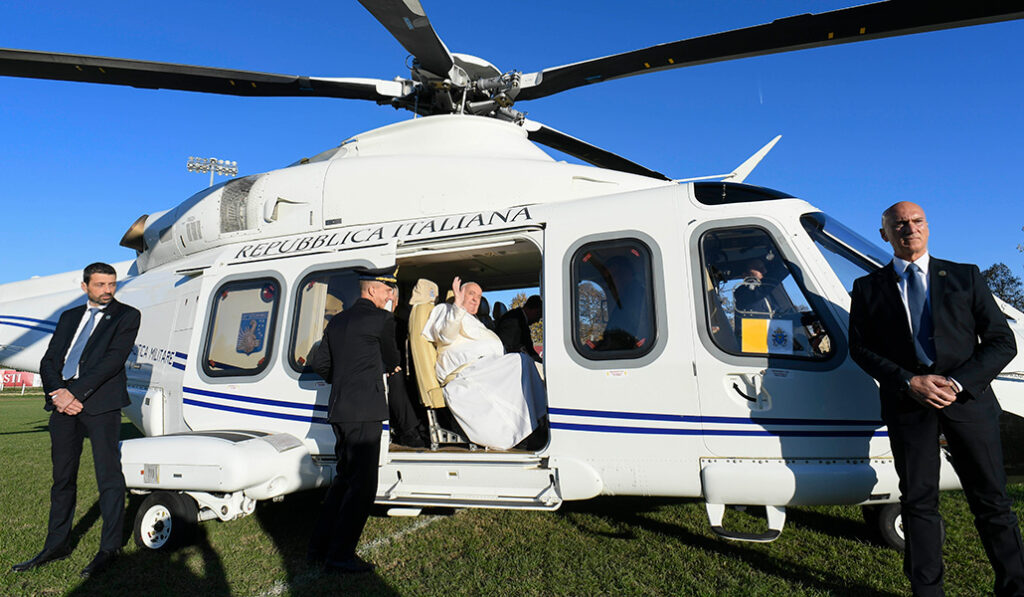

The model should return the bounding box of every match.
[687,214,895,539]
[179,239,397,460]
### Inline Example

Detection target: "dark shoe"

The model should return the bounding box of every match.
[80,549,118,578]
[324,555,375,574]
[397,431,427,448]
[11,545,72,572]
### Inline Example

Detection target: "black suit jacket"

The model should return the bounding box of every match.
[849,257,1016,416]
[40,298,141,415]
[495,307,541,362]
[313,298,400,423]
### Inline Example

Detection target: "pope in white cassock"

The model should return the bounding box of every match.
[422,277,547,449]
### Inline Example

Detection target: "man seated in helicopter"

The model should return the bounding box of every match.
[421,277,547,450]
[732,257,784,317]
[725,252,832,357]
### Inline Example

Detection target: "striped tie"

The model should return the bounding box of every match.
[62,308,99,380]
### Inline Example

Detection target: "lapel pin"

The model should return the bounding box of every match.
[938,270,947,277]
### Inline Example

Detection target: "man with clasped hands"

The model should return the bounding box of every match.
[849,201,1024,596]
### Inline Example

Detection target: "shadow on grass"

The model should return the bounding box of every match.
[785,506,879,545]
[65,526,230,597]
[0,423,49,436]
[558,496,900,597]
[254,487,402,596]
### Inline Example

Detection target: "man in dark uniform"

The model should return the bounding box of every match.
[733,258,779,316]
[13,262,140,578]
[496,295,542,363]
[385,291,427,448]
[849,201,1024,596]
[308,266,399,573]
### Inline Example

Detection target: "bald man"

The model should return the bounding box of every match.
[849,201,1024,596]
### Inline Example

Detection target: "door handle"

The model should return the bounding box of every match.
[732,383,757,402]
[729,371,769,404]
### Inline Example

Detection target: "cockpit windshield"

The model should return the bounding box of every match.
[800,212,890,295]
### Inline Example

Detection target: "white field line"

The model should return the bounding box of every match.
[254,514,445,597]
[356,514,442,556]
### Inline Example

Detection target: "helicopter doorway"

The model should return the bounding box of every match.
[392,230,547,453]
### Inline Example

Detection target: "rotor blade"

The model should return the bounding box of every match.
[523,120,670,181]
[357,0,454,78]
[0,48,407,101]
[517,1,1024,101]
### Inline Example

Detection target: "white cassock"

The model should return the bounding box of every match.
[422,303,546,450]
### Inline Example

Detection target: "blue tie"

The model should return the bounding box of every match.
[62,308,99,380]
[906,264,935,363]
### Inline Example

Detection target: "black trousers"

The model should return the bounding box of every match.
[387,373,422,441]
[310,421,382,561]
[887,396,1024,596]
[44,409,125,553]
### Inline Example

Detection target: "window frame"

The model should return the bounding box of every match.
[201,276,282,379]
[569,237,658,362]
[287,267,361,374]
[691,219,846,370]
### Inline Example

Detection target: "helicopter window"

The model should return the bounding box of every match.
[202,278,281,377]
[289,269,362,372]
[692,182,794,205]
[571,239,656,360]
[800,212,886,295]
[700,227,833,359]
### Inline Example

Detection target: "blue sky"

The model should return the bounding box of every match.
[1,1,1022,285]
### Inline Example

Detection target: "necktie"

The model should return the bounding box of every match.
[905,264,936,363]
[62,308,99,380]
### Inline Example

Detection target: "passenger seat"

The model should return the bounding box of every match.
[407,278,472,449]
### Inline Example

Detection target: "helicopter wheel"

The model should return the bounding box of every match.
[864,503,946,553]
[871,503,905,552]
[133,491,199,551]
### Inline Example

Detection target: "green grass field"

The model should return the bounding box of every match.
[1,388,1017,596]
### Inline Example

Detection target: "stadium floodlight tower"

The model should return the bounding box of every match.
[186,156,238,187]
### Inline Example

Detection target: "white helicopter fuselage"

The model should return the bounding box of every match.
[3,115,1023,539]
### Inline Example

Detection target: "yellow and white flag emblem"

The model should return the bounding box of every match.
[740,318,793,354]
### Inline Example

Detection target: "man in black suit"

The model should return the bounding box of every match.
[308,266,400,574]
[13,262,140,578]
[849,201,1024,596]
[496,295,542,363]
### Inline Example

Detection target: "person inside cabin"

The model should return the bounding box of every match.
[385,286,428,448]
[421,277,546,450]
[732,258,781,317]
[496,295,543,363]
[476,295,496,331]
[595,255,651,350]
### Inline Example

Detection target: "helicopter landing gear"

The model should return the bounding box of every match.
[133,491,199,551]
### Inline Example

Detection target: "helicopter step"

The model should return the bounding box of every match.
[705,503,786,543]
[376,453,561,511]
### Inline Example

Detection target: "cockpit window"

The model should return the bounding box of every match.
[800,212,887,295]
[700,227,833,359]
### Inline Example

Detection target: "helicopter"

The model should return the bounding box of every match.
[1,0,1024,553]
